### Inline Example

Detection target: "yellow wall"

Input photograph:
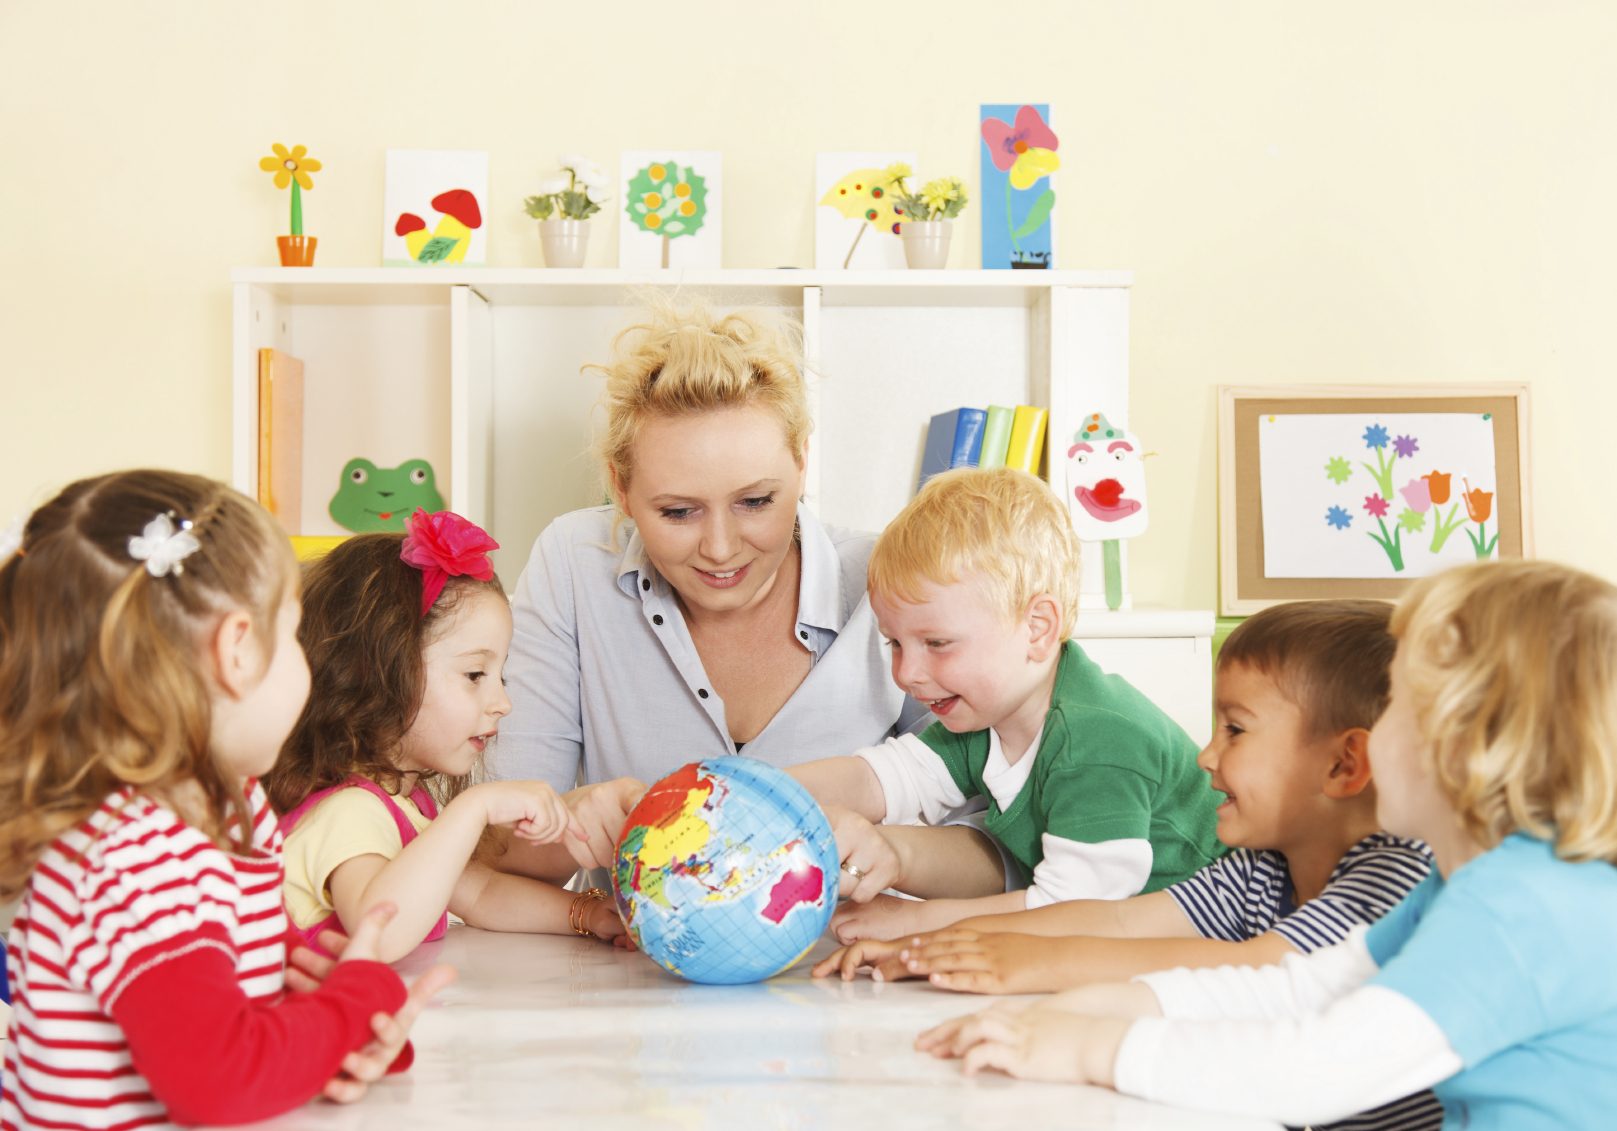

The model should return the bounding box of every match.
[2,1,1613,607]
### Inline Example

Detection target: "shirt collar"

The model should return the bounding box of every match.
[613,501,842,631]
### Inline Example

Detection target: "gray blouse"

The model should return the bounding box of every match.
[496,503,932,792]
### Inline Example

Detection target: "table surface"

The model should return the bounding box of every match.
[230,926,1283,1131]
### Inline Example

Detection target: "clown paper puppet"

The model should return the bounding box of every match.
[1066,411,1149,542]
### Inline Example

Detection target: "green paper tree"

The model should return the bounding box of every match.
[626,160,708,267]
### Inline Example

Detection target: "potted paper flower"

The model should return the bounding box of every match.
[259,143,321,266]
[523,155,610,267]
[887,164,969,269]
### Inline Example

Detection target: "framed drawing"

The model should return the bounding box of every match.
[1218,385,1532,616]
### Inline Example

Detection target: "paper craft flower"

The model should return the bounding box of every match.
[524,155,610,221]
[401,508,500,616]
[1463,483,1493,524]
[1418,470,1464,552]
[1393,434,1420,458]
[982,105,1061,188]
[1363,494,1389,519]
[1399,478,1432,513]
[1324,456,1352,485]
[1423,471,1452,504]
[259,142,321,237]
[1362,424,1390,450]
[1325,506,1352,530]
[1397,508,1426,533]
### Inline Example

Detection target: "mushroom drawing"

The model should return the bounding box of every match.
[395,188,483,264]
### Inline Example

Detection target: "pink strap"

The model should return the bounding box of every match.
[280,776,449,954]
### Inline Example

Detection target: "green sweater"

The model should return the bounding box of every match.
[919,640,1223,891]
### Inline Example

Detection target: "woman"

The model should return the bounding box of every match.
[496,299,1003,890]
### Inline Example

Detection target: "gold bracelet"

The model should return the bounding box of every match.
[569,887,607,935]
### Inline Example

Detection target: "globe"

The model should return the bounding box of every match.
[612,757,839,985]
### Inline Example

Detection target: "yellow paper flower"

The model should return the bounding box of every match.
[259,143,321,191]
[1009,146,1059,190]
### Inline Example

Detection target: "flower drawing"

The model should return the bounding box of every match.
[259,142,321,237]
[1359,422,1409,501]
[981,104,1059,267]
[1420,470,1464,552]
[1364,494,1389,519]
[1399,478,1432,513]
[1397,508,1426,533]
[1325,456,1352,485]
[1423,472,1452,504]
[1325,505,1353,530]
[1393,434,1420,458]
[1462,478,1499,560]
[1363,424,1390,450]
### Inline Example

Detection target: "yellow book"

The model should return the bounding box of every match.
[1004,405,1048,475]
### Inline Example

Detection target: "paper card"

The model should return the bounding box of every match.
[1063,411,1149,541]
[814,151,916,270]
[1258,412,1502,579]
[619,151,723,269]
[979,104,1057,270]
[382,150,489,267]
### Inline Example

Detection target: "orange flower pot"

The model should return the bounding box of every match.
[277,235,318,267]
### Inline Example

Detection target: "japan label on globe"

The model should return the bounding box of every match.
[612,758,839,985]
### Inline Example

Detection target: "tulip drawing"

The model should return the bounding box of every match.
[1463,478,1499,559]
[1421,470,1465,552]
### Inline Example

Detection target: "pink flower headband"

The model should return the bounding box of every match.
[400,509,499,617]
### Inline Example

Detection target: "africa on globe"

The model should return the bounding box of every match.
[612,757,839,985]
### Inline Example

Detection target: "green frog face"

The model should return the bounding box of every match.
[327,458,445,532]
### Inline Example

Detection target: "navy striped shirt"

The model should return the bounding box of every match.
[1168,832,1433,953]
[1168,833,1442,1131]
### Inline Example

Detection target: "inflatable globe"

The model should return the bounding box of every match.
[613,757,839,985]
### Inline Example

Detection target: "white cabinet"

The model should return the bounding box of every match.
[230,267,1211,743]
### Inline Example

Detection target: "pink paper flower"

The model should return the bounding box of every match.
[401,508,500,616]
[981,106,1060,173]
[1363,494,1390,519]
[1399,478,1432,514]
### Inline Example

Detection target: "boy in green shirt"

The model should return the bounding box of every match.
[793,467,1221,941]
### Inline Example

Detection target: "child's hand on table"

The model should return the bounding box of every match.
[830,892,928,943]
[811,934,914,981]
[322,903,458,1104]
[889,928,1056,994]
[914,1001,1132,1085]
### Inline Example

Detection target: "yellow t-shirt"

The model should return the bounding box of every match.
[281,786,432,931]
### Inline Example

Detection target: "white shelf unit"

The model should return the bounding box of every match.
[230,267,1213,743]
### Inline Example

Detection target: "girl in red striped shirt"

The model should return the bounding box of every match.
[0,470,452,1130]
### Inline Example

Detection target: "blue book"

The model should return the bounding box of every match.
[918,409,961,491]
[950,407,987,468]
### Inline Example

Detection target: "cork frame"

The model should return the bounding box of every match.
[1218,385,1532,616]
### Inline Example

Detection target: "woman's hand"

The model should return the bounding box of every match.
[562,777,648,870]
[823,805,904,903]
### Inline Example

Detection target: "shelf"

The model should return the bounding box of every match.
[230,267,1135,309]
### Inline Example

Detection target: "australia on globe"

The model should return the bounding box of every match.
[612,757,839,985]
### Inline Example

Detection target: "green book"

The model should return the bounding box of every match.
[978,405,1014,469]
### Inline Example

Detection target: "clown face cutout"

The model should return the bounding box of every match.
[1065,412,1149,541]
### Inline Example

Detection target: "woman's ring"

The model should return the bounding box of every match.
[842,862,867,879]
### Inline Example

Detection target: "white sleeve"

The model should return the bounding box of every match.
[1114,984,1461,1126]
[1138,924,1380,1021]
[855,734,968,825]
[1024,835,1152,907]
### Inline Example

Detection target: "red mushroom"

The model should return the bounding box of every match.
[431,188,482,230]
[395,213,426,236]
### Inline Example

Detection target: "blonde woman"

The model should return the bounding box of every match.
[496,299,1006,892]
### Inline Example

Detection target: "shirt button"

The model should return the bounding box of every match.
[799,630,809,640]
[652,614,664,626]
[698,688,710,699]
[642,578,650,591]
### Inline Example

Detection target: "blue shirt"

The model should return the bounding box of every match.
[498,503,931,792]
[1368,834,1617,1130]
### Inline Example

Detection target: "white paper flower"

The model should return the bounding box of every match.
[533,173,571,196]
[128,512,201,577]
[0,514,23,563]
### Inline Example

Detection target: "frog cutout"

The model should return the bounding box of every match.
[327,458,445,533]
[1065,412,1149,542]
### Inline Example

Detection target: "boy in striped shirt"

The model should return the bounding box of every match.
[823,600,1440,1131]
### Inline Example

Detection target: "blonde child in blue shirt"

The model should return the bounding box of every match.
[923,559,1617,1131]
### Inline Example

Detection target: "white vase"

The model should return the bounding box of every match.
[901,220,952,269]
[539,219,589,268]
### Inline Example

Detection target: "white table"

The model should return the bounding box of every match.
[235,926,1282,1131]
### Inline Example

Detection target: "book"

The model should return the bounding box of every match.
[978,405,1014,469]
[1005,405,1049,474]
[256,348,305,534]
[950,407,987,468]
[919,409,960,490]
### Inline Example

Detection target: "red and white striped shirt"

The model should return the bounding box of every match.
[1,779,405,1130]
